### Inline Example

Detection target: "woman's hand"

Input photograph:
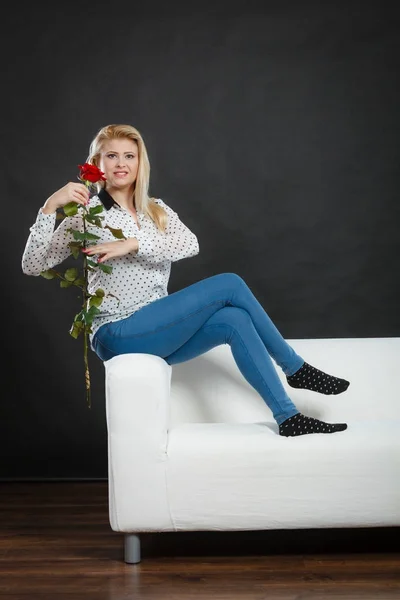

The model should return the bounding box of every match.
[82,238,138,263]
[41,182,90,214]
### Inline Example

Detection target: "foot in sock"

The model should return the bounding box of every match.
[279,413,348,437]
[286,361,350,395]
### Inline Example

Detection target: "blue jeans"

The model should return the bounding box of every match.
[92,272,304,425]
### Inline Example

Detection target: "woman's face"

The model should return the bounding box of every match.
[98,138,139,191]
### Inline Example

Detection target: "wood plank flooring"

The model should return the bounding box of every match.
[0,481,399,599]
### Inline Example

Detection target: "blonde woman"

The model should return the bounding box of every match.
[22,124,349,437]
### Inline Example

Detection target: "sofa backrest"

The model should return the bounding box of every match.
[169,337,400,426]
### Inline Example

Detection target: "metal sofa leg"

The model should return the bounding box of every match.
[124,533,141,564]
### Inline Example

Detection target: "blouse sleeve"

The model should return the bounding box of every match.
[134,198,199,263]
[21,208,83,276]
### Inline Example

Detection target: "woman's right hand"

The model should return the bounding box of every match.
[41,182,90,214]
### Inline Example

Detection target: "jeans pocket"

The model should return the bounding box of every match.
[96,322,112,339]
[93,334,115,361]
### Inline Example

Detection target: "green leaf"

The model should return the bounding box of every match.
[87,305,101,317]
[86,259,98,268]
[81,305,101,327]
[88,205,104,216]
[85,215,104,227]
[98,263,112,274]
[40,269,58,280]
[68,241,82,259]
[104,225,126,239]
[64,268,79,282]
[60,280,73,288]
[66,228,101,241]
[63,202,79,217]
[73,311,85,322]
[69,320,85,339]
[73,277,86,287]
[89,295,103,308]
[95,288,105,297]
[56,212,66,221]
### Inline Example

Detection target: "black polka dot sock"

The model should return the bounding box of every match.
[286,361,350,395]
[279,413,348,437]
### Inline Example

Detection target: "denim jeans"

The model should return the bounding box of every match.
[92,272,304,425]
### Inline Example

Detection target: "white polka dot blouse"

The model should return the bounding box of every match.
[21,188,200,350]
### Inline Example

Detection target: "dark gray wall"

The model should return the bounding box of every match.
[2,1,399,479]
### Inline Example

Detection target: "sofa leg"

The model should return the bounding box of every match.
[124,533,141,564]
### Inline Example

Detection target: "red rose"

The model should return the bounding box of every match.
[78,163,107,183]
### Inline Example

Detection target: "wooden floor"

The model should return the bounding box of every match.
[0,482,399,599]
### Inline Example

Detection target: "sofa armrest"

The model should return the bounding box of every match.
[104,353,174,532]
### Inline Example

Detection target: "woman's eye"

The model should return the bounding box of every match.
[107,154,135,159]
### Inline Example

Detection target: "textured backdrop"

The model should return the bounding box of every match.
[2,1,399,479]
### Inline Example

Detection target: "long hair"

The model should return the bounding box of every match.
[86,124,167,233]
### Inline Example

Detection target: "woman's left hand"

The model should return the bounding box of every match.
[82,238,138,263]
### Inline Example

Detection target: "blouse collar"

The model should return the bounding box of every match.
[97,187,144,216]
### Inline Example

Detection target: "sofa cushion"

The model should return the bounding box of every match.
[166,418,400,531]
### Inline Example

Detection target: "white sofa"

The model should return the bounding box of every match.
[104,337,400,563]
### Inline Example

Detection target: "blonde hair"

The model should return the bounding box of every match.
[86,124,167,233]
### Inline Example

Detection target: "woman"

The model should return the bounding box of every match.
[22,123,349,437]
